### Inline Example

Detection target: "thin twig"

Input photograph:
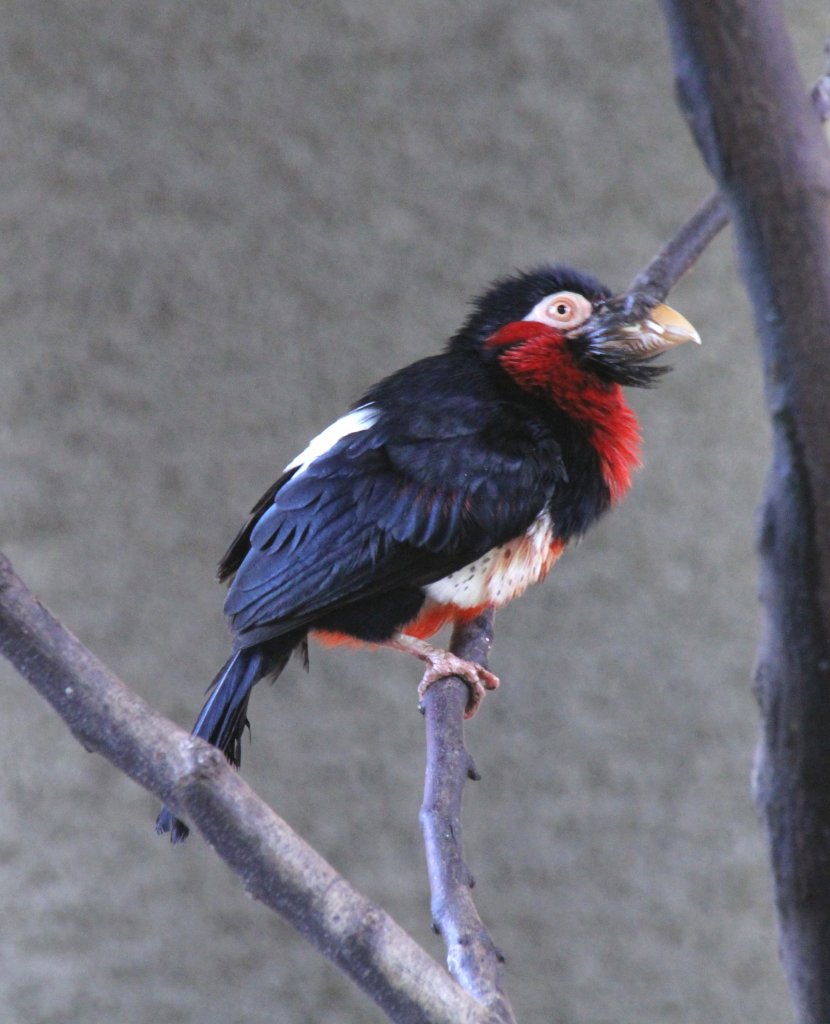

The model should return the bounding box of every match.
[0,552,502,1024]
[419,610,517,1024]
[625,191,728,307]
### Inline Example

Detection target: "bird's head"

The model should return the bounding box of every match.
[451,265,700,395]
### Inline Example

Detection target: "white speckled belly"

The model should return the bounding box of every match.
[423,511,563,610]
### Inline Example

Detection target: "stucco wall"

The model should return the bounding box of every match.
[3,2,822,1021]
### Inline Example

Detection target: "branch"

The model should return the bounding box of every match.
[0,552,501,1024]
[620,63,830,311]
[658,3,830,1021]
[419,611,516,1024]
[625,191,728,305]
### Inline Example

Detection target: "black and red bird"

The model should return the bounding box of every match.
[157,265,699,841]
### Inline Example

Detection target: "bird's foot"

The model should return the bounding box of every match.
[385,633,497,717]
[417,650,500,718]
[387,633,499,717]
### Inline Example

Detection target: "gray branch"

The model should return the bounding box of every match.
[0,552,501,1024]
[420,611,517,1024]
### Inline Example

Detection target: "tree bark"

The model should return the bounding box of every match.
[659,3,830,1021]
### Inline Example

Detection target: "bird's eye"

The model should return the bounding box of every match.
[524,291,594,332]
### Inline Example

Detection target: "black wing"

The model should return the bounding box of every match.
[220,361,566,644]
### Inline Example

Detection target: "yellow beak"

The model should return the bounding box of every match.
[618,302,701,356]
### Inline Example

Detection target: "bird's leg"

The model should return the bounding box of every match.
[386,633,500,718]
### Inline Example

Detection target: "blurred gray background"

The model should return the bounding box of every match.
[2,1,823,1021]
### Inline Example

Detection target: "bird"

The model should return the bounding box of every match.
[156,264,699,842]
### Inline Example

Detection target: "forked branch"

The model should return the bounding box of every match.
[621,62,830,312]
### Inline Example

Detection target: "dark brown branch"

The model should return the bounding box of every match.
[0,552,501,1024]
[419,611,516,1024]
[659,3,830,1022]
[621,64,830,311]
[625,191,728,306]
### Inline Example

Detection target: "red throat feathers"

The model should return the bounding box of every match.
[487,321,642,504]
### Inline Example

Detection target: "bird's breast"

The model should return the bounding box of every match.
[422,511,565,615]
[314,512,566,649]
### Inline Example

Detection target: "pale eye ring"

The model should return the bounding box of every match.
[524,290,594,331]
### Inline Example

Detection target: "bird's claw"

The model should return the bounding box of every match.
[417,652,500,718]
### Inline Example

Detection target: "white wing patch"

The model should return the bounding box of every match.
[424,511,562,610]
[285,405,379,477]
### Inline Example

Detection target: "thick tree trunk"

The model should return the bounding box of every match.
[659,3,830,1021]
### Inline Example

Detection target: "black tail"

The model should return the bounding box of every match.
[156,636,299,843]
